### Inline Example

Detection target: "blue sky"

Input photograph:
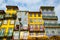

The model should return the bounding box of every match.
[0,0,60,23]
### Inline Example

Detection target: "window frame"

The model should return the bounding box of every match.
[0,28,5,36]
[30,13,32,17]
[3,20,8,25]
[0,15,3,19]
[10,20,15,24]
[34,13,36,17]
[7,28,13,36]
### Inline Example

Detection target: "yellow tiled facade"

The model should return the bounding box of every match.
[0,6,19,40]
[28,12,47,39]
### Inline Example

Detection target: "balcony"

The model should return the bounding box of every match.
[42,16,58,20]
[44,23,60,27]
[4,14,16,19]
[42,11,55,14]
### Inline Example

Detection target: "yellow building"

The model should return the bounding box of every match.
[1,6,19,40]
[28,11,47,40]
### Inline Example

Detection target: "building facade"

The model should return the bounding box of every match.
[40,6,60,38]
[0,6,60,40]
[2,6,18,40]
[15,11,29,40]
[28,11,47,40]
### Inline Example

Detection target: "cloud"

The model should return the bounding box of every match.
[55,5,60,23]
[13,0,41,5]
[0,0,6,10]
[0,0,4,4]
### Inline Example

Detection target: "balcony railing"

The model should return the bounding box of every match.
[44,23,60,27]
[42,11,55,14]
[42,16,58,20]
[4,14,16,19]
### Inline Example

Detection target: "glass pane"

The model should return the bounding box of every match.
[0,21,2,26]
[34,19,37,22]
[0,28,5,36]
[3,20,7,24]
[13,31,19,39]
[0,15,3,18]
[58,31,60,34]
[23,32,28,39]
[35,24,38,29]
[38,19,42,22]
[30,33,34,36]
[30,19,33,23]
[5,14,10,17]
[52,31,55,34]
[7,28,13,36]
[10,20,14,24]
[40,25,44,31]
[30,24,33,31]
[34,13,36,17]
[30,13,32,17]
[38,13,40,17]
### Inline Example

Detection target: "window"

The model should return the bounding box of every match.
[0,15,3,19]
[30,19,33,23]
[52,31,55,34]
[30,13,32,17]
[30,25,33,31]
[0,28,5,36]
[40,33,44,35]
[10,20,14,24]
[23,32,28,39]
[5,14,10,17]
[30,33,34,36]
[34,13,36,17]
[38,13,40,17]
[58,31,60,34]
[36,33,39,36]
[13,31,19,39]
[0,21,2,26]
[35,24,38,30]
[34,19,37,22]
[43,9,47,12]
[38,19,42,22]
[7,28,13,36]
[3,20,7,24]
[40,25,44,31]
[46,31,49,33]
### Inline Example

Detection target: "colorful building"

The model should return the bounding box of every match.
[1,6,19,40]
[0,6,60,40]
[28,11,47,40]
[40,6,60,40]
[15,10,29,40]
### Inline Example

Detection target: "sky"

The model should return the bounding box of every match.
[0,0,60,23]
